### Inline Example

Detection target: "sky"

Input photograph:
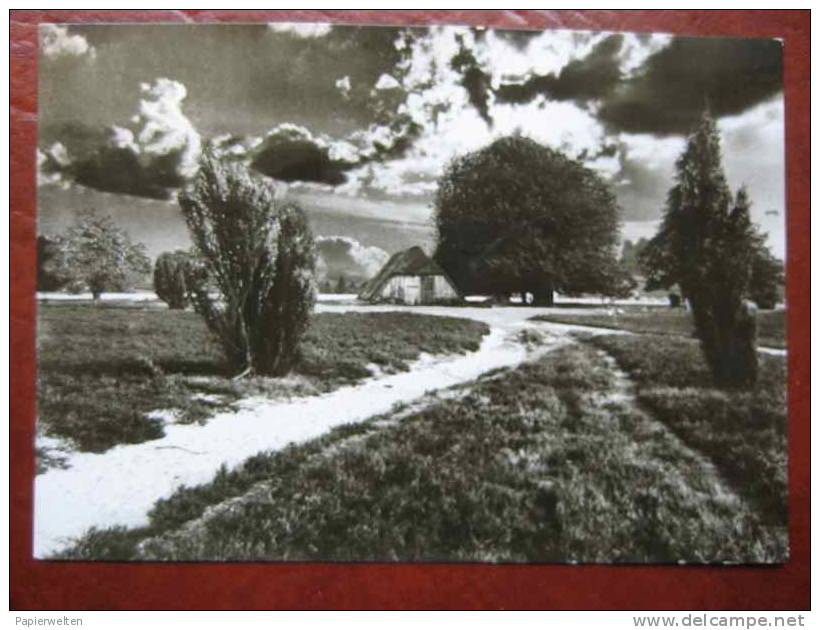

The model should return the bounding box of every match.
[37,21,786,276]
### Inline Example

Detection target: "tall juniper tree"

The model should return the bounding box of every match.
[644,111,760,387]
[179,152,316,376]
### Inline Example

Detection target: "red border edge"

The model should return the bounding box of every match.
[9,9,810,611]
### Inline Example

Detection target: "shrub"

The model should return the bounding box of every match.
[153,250,197,309]
[178,152,316,376]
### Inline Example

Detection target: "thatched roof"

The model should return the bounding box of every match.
[358,246,460,301]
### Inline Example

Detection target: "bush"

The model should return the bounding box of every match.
[153,250,197,309]
[179,152,316,376]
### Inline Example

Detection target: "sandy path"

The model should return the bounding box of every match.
[34,307,581,557]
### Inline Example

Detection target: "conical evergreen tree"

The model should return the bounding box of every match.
[650,111,759,387]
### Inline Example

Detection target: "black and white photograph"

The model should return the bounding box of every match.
[34,20,787,563]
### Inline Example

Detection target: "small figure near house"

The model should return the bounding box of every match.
[359,246,462,305]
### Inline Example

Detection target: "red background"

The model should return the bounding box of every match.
[10,10,810,610]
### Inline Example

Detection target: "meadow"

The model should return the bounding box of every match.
[531,307,786,349]
[36,305,488,459]
[58,330,787,563]
[589,334,788,524]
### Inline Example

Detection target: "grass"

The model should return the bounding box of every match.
[36,305,488,458]
[58,342,786,563]
[588,334,787,526]
[531,307,786,349]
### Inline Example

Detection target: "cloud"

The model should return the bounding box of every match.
[495,34,624,105]
[249,111,424,191]
[336,26,782,221]
[250,124,359,186]
[374,73,401,91]
[598,37,783,135]
[448,33,493,125]
[132,79,202,178]
[304,26,628,199]
[40,24,95,60]
[210,133,261,158]
[37,143,72,187]
[267,22,332,39]
[335,75,352,98]
[315,235,389,282]
[38,78,202,200]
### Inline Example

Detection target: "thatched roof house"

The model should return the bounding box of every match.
[358,246,461,305]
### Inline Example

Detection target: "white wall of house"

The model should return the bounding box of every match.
[432,275,459,300]
[378,274,458,304]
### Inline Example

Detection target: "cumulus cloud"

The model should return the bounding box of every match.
[132,79,202,178]
[267,22,332,39]
[40,24,95,60]
[250,124,360,186]
[315,236,389,283]
[38,78,202,200]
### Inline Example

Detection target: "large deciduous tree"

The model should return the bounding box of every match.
[433,135,623,305]
[641,111,761,388]
[178,152,316,377]
[59,210,151,300]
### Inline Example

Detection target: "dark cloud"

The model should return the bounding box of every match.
[38,79,202,200]
[249,108,425,187]
[495,34,624,105]
[250,127,353,185]
[492,35,782,137]
[598,37,783,135]
[39,123,194,200]
[72,143,182,200]
[450,34,493,125]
